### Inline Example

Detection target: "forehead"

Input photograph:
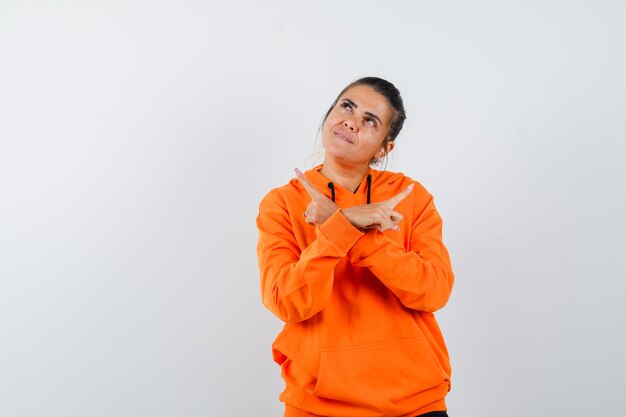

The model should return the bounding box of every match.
[339,84,394,125]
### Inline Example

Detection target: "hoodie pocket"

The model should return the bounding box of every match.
[312,338,446,406]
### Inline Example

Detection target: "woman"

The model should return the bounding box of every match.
[256,77,454,417]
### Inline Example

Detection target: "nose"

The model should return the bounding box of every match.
[343,117,356,131]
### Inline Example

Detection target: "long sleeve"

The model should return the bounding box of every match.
[256,192,363,323]
[348,193,454,312]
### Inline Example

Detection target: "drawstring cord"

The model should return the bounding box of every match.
[326,173,372,204]
[327,182,335,202]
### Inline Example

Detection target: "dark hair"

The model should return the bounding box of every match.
[320,77,406,165]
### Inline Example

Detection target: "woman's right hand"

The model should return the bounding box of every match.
[296,168,339,226]
[341,184,414,232]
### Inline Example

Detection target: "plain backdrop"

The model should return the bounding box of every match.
[1,1,625,416]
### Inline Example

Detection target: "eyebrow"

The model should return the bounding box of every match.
[341,98,383,126]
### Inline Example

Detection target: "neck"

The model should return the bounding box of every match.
[320,157,370,193]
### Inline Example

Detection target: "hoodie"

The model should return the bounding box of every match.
[256,165,454,417]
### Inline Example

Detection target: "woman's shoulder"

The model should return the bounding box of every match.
[258,177,301,211]
[371,169,432,197]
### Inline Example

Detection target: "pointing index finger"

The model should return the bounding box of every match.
[295,167,323,198]
[383,183,414,208]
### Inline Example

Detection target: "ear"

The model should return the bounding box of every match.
[376,140,395,159]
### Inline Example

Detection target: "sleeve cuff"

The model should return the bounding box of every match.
[316,209,364,254]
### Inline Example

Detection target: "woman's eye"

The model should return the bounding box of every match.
[340,102,352,111]
[365,117,376,127]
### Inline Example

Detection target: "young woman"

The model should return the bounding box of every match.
[256,77,454,417]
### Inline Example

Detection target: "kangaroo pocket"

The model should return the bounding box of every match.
[312,337,446,407]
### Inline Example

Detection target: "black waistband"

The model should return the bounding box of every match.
[415,412,448,417]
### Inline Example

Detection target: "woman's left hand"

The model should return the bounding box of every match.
[341,184,414,232]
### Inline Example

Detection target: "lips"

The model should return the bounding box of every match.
[334,129,354,144]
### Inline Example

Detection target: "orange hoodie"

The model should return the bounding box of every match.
[256,165,454,417]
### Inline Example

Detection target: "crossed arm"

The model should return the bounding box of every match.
[257,170,454,322]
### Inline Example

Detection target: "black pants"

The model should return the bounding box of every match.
[416,412,448,417]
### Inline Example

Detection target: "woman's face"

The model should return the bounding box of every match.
[321,84,394,168]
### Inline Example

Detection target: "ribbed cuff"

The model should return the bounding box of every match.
[317,209,363,255]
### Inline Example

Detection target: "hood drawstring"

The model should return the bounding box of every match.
[327,182,335,202]
[326,173,372,204]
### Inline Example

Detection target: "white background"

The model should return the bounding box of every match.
[1,1,625,416]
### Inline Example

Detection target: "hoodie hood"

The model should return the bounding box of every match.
[299,164,408,206]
